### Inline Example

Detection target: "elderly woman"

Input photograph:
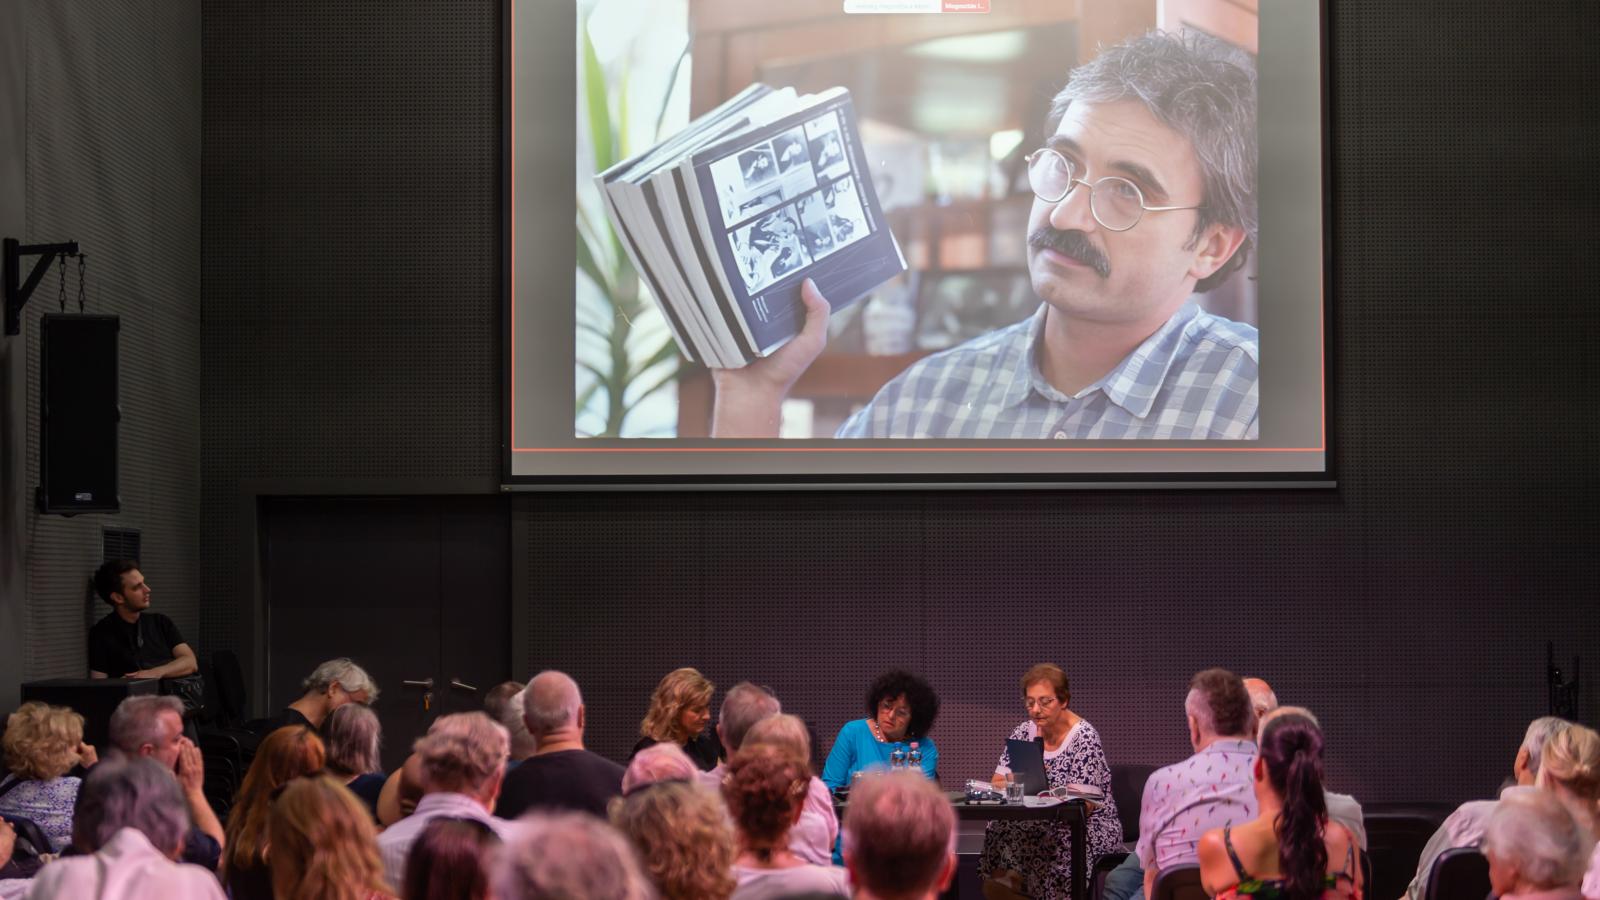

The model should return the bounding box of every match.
[612,779,738,900]
[745,713,838,866]
[321,702,386,820]
[1535,724,1600,837]
[978,663,1121,900]
[1198,710,1361,898]
[635,667,721,771]
[821,669,940,791]
[1482,790,1592,900]
[23,756,225,898]
[724,745,848,898]
[0,701,96,853]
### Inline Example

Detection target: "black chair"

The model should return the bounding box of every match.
[209,649,249,727]
[1091,851,1130,900]
[1424,847,1490,900]
[1109,763,1158,843]
[1363,804,1453,900]
[1151,864,1208,900]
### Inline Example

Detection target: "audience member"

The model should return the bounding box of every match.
[490,811,653,900]
[106,695,226,868]
[0,702,94,852]
[724,744,849,898]
[699,682,782,788]
[1482,789,1593,900]
[612,779,737,900]
[376,752,425,827]
[1406,716,1571,900]
[1197,711,1361,898]
[264,657,378,733]
[744,713,838,866]
[376,711,514,888]
[635,667,722,771]
[269,774,395,900]
[322,702,386,820]
[1249,685,1366,850]
[402,817,501,900]
[1536,724,1600,838]
[843,771,958,900]
[622,742,698,796]
[486,680,539,766]
[23,757,224,899]
[221,724,326,900]
[496,670,625,819]
[822,670,941,790]
[87,559,199,682]
[1243,677,1278,721]
[980,663,1118,900]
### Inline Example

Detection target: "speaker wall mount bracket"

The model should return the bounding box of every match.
[5,236,81,336]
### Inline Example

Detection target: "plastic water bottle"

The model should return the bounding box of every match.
[908,741,923,774]
[889,745,907,771]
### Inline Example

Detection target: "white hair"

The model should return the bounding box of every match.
[1483,789,1593,890]
[491,811,653,900]
[1521,717,1570,778]
[523,670,583,738]
[718,682,781,753]
[302,657,380,702]
[501,687,540,759]
[74,756,191,855]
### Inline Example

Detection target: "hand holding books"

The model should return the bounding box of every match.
[710,280,832,438]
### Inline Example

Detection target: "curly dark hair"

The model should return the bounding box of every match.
[864,670,940,741]
[93,558,140,605]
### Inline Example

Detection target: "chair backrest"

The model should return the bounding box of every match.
[1153,865,1209,900]
[1364,806,1452,900]
[210,649,248,725]
[1425,847,1490,900]
[1110,763,1158,842]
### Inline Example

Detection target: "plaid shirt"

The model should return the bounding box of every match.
[836,301,1258,439]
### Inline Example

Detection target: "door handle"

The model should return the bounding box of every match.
[403,677,435,690]
[450,678,478,692]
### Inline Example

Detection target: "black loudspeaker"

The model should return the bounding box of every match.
[39,314,120,514]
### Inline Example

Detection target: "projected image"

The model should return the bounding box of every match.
[538,0,1312,467]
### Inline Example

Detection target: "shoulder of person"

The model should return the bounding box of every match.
[1186,310,1259,363]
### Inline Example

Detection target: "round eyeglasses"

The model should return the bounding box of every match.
[1024,148,1203,232]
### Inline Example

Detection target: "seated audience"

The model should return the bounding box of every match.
[23,757,224,899]
[1197,710,1362,898]
[622,742,699,796]
[402,817,501,900]
[376,752,425,827]
[1406,716,1571,900]
[106,695,226,867]
[221,725,326,900]
[87,559,199,682]
[700,682,782,789]
[635,667,722,771]
[843,771,958,900]
[1536,724,1600,838]
[744,713,838,866]
[1247,679,1367,849]
[496,670,625,819]
[1482,789,1593,900]
[980,663,1119,900]
[264,657,378,732]
[269,775,395,900]
[377,711,514,888]
[822,670,940,791]
[612,779,737,900]
[321,702,386,820]
[485,680,539,767]
[724,744,849,898]
[0,702,95,852]
[490,811,653,900]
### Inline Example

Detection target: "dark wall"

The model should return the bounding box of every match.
[201,0,1600,805]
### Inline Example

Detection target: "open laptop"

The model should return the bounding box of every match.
[1005,738,1050,795]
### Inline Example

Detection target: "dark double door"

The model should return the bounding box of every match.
[262,495,510,773]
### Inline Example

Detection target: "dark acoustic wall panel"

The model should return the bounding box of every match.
[199,0,502,659]
[20,0,202,681]
[201,0,1598,807]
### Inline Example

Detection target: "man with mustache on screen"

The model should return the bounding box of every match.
[710,30,1259,440]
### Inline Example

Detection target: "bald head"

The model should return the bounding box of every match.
[1243,678,1278,722]
[523,670,583,740]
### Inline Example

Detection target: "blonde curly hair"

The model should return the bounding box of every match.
[2,702,84,781]
[612,780,736,900]
[639,668,714,744]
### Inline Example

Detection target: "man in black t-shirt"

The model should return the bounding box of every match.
[87,559,199,680]
[495,670,624,819]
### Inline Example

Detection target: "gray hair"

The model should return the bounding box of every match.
[491,811,653,900]
[1522,716,1570,778]
[107,695,184,755]
[414,712,509,795]
[718,682,781,753]
[73,756,191,855]
[523,670,583,739]
[499,687,540,760]
[1482,789,1592,890]
[322,702,382,775]
[1049,29,1257,292]
[622,742,698,796]
[302,657,379,702]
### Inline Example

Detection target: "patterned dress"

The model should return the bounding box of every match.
[978,719,1122,900]
[0,774,81,853]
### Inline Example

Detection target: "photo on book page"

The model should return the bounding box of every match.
[567,0,1272,442]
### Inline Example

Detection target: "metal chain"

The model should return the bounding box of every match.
[58,254,67,312]
[77,254,87,313]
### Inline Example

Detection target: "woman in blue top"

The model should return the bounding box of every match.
[822,670,941,791]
